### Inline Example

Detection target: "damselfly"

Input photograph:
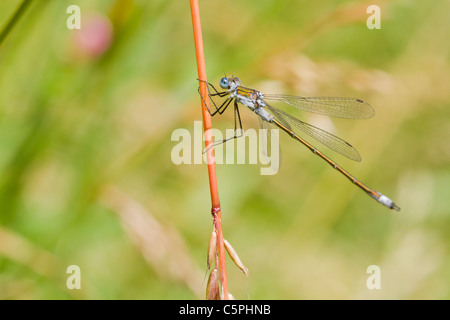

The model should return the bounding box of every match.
[198,77,400,211]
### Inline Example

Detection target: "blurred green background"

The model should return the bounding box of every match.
[0,0,449,299]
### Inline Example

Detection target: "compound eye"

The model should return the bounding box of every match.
[219,77,229,89]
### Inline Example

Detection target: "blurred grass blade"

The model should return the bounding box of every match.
[0,0,35,46]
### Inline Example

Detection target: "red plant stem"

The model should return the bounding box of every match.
[189,0,229,300]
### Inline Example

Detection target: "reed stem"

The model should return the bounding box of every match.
[189,0,229,300]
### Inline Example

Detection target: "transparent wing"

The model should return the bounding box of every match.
[265,102,362,161]
[258,116,272,157]
[263,94,375,119]
[264,102,293,131]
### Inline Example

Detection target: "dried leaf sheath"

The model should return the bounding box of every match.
[206,268,220,300]
[224,239,249,276]
[207,230,217,270]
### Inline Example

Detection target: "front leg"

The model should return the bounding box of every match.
[203,100,244,153]
[197,79,230,115]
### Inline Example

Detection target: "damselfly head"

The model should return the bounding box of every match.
[219,77,229,89]
[231,77,241,88]
[219,77,241,90]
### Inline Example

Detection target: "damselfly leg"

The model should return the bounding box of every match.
[198,80,244,151]
[198,79,232,116]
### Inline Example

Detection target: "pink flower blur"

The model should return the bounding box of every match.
[75,15,113,58]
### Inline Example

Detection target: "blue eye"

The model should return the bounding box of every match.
[219,77,229,89]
